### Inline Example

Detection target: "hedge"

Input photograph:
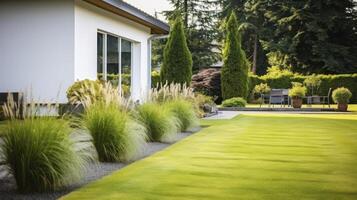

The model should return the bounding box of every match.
[144,71,357,103]
[249,74,357,103]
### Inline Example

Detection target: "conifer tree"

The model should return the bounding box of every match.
[161,16,193,85]
[221,12,249,99]
[164,0,220,72]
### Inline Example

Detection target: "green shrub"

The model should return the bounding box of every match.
[82,103,146,162]
[303,75,321,95]
[332,87,352,104]
[135,103,180,143]
[221,12,249,100]
[190,93,215,117]
[249,74,357,103]
[161,16,192,85]
[253,83,271,95]
[67,79,103,105]
[151,71,161,88]
[165,99,198,131]
[222,97,247,107]
[289,84,307,98]
[1,118,88,193]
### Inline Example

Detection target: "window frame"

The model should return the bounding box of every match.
[97,30,133,96]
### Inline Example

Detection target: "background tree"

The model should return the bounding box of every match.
[164,0,220,72]
[151,38,167,71]
[219,0,357,74]
[221,12,249,100]
[258,0,357,74]
[218,0,269,75]
[161,16,193,85]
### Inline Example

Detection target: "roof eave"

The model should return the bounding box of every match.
[83,0,170,34]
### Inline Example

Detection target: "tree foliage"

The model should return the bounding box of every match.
[221,12,249,100]
[218,0,357,74]
[164,0,220,72]
[161,16,193,85]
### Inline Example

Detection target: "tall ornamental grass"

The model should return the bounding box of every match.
[82,102,147,162]
[1,118,90,193]
[149,82,195,103]
[136,103,180,143]
[165,99,198,131]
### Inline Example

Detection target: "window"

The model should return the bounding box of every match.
[97,33,104,80]
[121,39,132,96]
[107,35,119,86]
[97,32,132,96]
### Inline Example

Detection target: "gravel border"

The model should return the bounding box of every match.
[0,131,197,200]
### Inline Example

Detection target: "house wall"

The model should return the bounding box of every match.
[0,0,75,103]
[74,0,152,101]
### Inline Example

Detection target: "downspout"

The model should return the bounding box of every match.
[146,34,169,99]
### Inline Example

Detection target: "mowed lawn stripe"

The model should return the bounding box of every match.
[62,114,357,200]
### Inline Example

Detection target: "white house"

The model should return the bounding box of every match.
[0,0,169,103]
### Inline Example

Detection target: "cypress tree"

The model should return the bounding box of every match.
[221,12,249,100]
[163,0,220,72]
[161,16,193,85]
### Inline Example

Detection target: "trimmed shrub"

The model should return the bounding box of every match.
[136,103,180,143]
[332,87,352,104]
[253,83,271,95]
[161,16,192,85]
[82,102,146,162]
[221,12,249,100]
[193,71,357,103]
[250,74,357,103]
[289,84,307,98]
[222,97,247,107]
[1,118,88,193]
[165,99,199,131]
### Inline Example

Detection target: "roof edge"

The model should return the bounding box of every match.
[83,0,170,34]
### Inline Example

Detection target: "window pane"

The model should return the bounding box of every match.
[107,35,119,86]
[121,39,132,96]
[97,33,104,80]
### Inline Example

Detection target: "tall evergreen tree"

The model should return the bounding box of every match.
[221,12,249,100]
[161,16,193,85]
[218,0,269,75]
[164,0,220,72]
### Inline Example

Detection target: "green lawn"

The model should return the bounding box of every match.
[62,114,357,200]
[247,104,357,112]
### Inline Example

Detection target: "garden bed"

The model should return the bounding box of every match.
[0,130,198,200]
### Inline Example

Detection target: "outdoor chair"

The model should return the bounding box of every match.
[321,88,332,108]
[268,89,285,107]
[282,89,290,107]
[305,88,332,108]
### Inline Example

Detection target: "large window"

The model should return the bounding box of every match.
[97,32,132,96]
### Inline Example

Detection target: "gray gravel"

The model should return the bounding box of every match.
[0,131,196,200]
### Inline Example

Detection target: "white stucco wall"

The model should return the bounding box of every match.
[74,0,152,101]
[0,0,75,103]
[0,0,153,103]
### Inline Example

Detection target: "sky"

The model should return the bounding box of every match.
[124,0,173,21]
